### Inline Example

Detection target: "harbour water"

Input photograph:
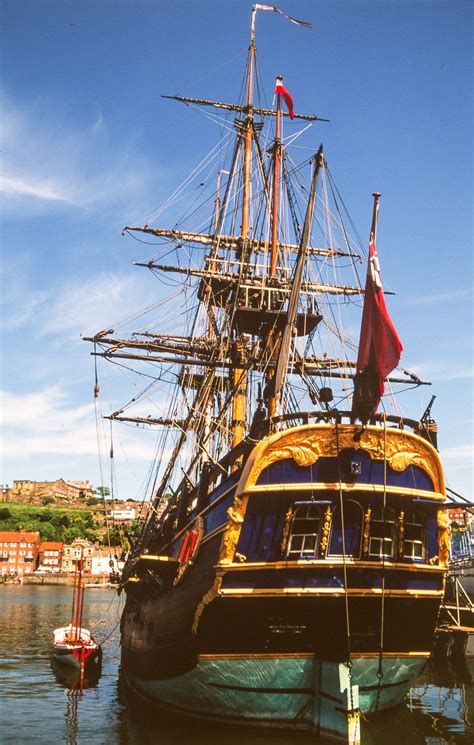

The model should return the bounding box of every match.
[1,585,473,744]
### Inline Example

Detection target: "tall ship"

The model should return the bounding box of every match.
[86,5,449,742]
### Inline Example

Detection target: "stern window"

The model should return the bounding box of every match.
[328,501,363,558]
[286,505,321,559]
[403,511,425,560]
[368,507,396,559]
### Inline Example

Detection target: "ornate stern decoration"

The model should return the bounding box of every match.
[437,509,450,567]
[319,505,332,557]
[280,505,294,555]
[219,497,246,564]
[246,425,444,493]
[398,510,405,557]
[362,506,372,556]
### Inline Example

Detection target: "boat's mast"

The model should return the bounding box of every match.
[70,560,78,635]
[270,80,282,277]
[241,6,256,237]
[231,7,257,447]
[74,552,83,642]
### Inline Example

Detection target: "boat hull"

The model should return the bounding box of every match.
[121,579,438,734]
[122,652,427,728]
[52,645,102,670]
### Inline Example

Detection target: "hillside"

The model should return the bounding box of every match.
[0,502,113,544]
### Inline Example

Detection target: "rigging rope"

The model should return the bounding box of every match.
[375,414,388,711]
[93,346,113,553]
[334,416,355,712]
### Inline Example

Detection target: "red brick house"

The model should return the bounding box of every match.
[0,531,41,576]
[38,541,64,573]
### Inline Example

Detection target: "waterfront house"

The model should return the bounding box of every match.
[61,538,95,573]
[91,546,122,575]
[0,531,40,576]
[37,541,64,573]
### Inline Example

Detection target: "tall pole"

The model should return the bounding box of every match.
[74,553,83,643]
[70,559,78,636]
[231,8,256,447]
[371,192,381,243]
[241,6,256,237]
[270,81,282,277]
[266,81,284,419]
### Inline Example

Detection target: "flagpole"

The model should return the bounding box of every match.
[266,80,283,420]
[270,81,282,276]
[371,192,381,243]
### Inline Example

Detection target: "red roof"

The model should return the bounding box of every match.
[39,541,63,551]
[0,531,40,543]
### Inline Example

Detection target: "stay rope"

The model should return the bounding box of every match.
[375,414,388,711]
[335,416,355,710]
[93,346,113,554]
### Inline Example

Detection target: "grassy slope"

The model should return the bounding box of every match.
[0,502,105,543]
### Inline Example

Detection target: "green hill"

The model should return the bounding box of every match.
[0,502,103,543]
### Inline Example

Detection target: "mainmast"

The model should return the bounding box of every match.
[265,78,283,419]
[230,6,257,447]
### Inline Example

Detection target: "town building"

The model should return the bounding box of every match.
[6,479,96,505]
[447,506,472,527]
[37,541,64,573]
[61,538,95,573]
[90,547,122,576]
[106,506,137,523]
[0,531,40,576]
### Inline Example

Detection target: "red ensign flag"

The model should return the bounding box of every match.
[274,77,294,119]
[355,231,403,413]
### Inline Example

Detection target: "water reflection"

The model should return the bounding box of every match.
[50,657,102,691]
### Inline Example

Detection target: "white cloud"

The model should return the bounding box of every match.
[403,362,474,383]
[440,444,474,462]
[0,174,74,203]
[404,288,472,306]
[0,385,159,461]
[0,268,154,340]
[0,93,157,214]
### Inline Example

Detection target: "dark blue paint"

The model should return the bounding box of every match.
[328,502,363,557]
[204,479,238,535]
[256,450,434,492]
[221,567,443,592]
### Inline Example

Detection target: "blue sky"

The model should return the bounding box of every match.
[1,0,472,500]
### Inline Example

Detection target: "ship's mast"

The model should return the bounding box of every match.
[270,81,282,277]
[265,81,283,420]
[230,7,257,447]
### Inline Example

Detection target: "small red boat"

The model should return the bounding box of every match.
[52,552,102,670]
[52,624,101,669]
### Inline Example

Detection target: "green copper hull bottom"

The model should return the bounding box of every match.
[123,654,427,738]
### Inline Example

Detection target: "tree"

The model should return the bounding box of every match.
[0,507,12,521]
[39,523,57,542]
[96,486,110,498]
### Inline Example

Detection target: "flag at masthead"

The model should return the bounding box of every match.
[352,193,403,421]
[274,76,295,118]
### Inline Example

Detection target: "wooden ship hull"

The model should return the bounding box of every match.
[121,421,448,736]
